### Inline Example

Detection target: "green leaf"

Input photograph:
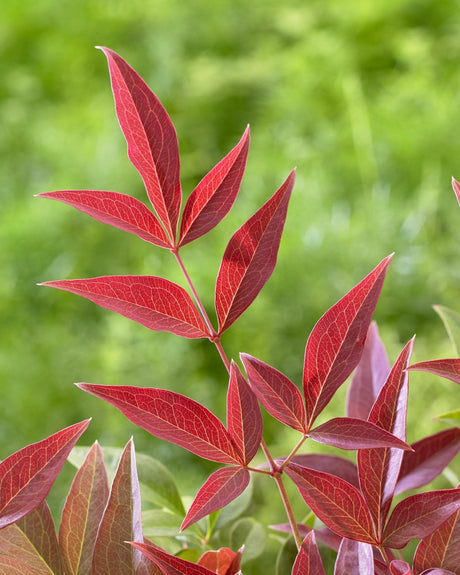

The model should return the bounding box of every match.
[229,517,265,563]
[434,409,460,426]
[275,535,297,575]
[142,509,182,537]
[434,305,460,355]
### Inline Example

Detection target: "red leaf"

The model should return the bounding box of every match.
[99,47,181,241]
[197,547,242,575]
[91,439,150,575]
[37,190,171,248]
[413,506,460,575]
[77,384,243,465]
[287,454,359,489]
[286,462,377,544]
[452,177,460,206]
[179,127,250,247]
[59,442,109,575]
[407,359,460,385]
[0,420,90,528]
[130,541,216,575]
[215,169,295,334]
[308,417,412,451]
[346,322,390,419]
[0,556,38,574]
[357,338,414,534]
[382,488,460,549]
[396,428,460,496]
[41,276,209,339]
[334,538,374,574]
[389,560,412,575]
[226,362,262,464]
[181,466,249,530]
[303,254,393,428]
[240,353,306,432]
[291,532,325,575]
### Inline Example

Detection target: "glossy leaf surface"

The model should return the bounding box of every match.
[407,359,460,386]
[179,127,250,246]
[0,420,89,528]
[99,47,181,241]
[77,384,243,464]
[215,169,295,333]
[291,532,325,575]
[334,538,374,575]
[303,254,393,428]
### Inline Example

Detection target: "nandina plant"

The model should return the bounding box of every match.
[1,47,460,574]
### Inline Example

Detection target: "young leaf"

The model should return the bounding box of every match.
[334,538,374,575]
[382,488,460,549]
[0,420,90,528]
[179,127,250,247]
[0,523,54,574]
[197,547,242,575]
[407,359,460,386]
[357,338,414,533]
[434,305,460,356]
[59,442,109,575]
[98,47,181,241]
[215,169,295,334]
[226,362,262,464]
[303,254,393,428]
[130,541,216,575]
[0,556,38,575]
[287,454,359,489]
[346,321,390,420]
[413,506,460,575]
[41,276,209,339]
[181,466,249,531]
[395,428,460,495]
[308,417,412,451]
[291,532,325,575]
[286,462,377,544]
[389,561,412,575]
[77,384,243,465]
[240,353,306,433]
[434,410,460,425]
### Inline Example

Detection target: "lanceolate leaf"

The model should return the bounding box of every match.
[407,359,460,386]
[357,338,414,533]
[215,169,295,334]
[0,420,90,529]
[334,538,374,575]
[395,428,460,495]
[303,254,393,428]
[99,47,181,241]
[240,353,306,433]
[291,532,325,575]
[179,127,250,247]
[346,321,390,420]
[41,276,209,339]
[308,417,412,451]
[0,523,54,574]
[59,442,109,575]
[382,488,460,549]
[130,541,216,575]
[226,362,262,464]
[286,462,377,544]
[434,305,460,356]
[77,384,243,465]
[413,506,460,575]
[181,466,250,530]
[37,190,171,248]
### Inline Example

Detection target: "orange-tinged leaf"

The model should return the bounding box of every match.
[130,540,216,574]
[0,523,54,574]
[0,555,39,574]
[197,547,242,575]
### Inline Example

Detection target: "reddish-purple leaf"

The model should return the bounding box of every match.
[346,322,390,419]
[357,338,414,534]
[91,439,150,575]
[130,541,216,575]
[334,538,374,575]
[15,501,62,575]
[240,353,306,433]
[303,254,393,428]
[181,466,249,530]
[99,47,181,241]
[41,276,209,339]
[37,190,171,248]
[77,384,243,465]
[291,532,326,575]
[407,359,460,386]
[197,547,242,575]
[413,506,460,575]
[226,362,262,464]
[215,169,295,334]
[308,417,412,451]
[287,454,359,489]
[179,127,250,247]
[0,420,90,529]
[286,462,377,544]
[382,488,460,549]
[374,560,392,575]
[396,428,460,495]
[419,570,457,575]
[59,442,109,575]
[0,522,54,574]
[389,561,412,575]
[452,177,460,206]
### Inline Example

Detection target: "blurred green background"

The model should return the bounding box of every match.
[2,0,460,570]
